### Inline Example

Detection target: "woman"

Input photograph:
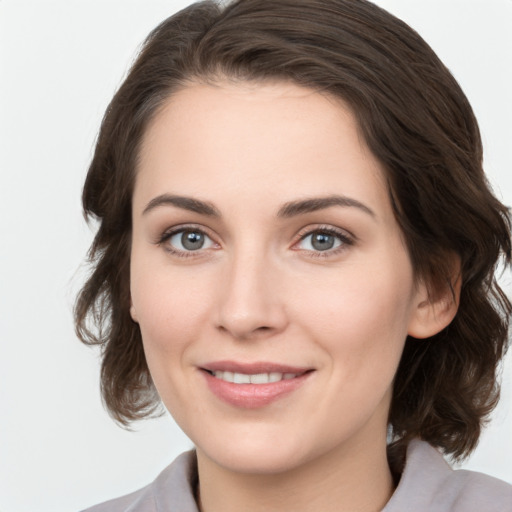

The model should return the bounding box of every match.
[76,0,512,510]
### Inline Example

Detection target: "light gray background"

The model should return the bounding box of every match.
[0,1,511,511]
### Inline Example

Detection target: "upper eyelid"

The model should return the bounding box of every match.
[295,224,356,241]
[157,225,219,258]
[158,223,216,241]
[157,223,352,237]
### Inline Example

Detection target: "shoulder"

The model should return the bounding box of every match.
[384,439,512,512]
[442,467,512,511]
[81,486,154,512]
[81,451,199,512]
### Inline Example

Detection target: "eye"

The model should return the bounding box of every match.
[160,227,217,256]
[295,227,353,254]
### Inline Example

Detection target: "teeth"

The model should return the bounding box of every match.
[268,372,282,383]
[233,373,251,384]
[222,371,234,383]
[250,373,270,384]
[212,371,299,384]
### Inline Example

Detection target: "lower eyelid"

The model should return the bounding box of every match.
[156,225,219,253]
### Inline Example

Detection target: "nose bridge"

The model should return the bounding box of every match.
[215,241,287,340]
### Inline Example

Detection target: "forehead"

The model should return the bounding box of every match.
[135,80,389,217]
[142,80,365,150]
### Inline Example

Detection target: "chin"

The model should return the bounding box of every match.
[210,448,304,475]
[196,431,312,475]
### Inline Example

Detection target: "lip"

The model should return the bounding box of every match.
[201,360,310,374]
[200,360,314,409]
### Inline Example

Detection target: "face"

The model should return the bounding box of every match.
[130,81,429,475]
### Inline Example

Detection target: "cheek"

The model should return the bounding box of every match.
[296,256,415,371]
[130,264,214,415]
[130,261,213,362]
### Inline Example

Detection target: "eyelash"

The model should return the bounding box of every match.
[294,225,354,258]
[156,224,355,259]
[156,224,218,259]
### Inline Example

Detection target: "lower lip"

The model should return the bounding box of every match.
[202,371,312,409]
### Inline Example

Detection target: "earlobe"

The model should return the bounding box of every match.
[407,270,461,339]
[130,303,139,323]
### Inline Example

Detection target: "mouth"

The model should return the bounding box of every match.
[200,361,314,408]
[205,370,305,384]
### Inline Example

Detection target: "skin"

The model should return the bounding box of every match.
[130,81,457,512]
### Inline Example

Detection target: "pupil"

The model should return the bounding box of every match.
[312,233,334,251]
[182,231,204,250]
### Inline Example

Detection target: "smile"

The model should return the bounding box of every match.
[210,371,299,384]
[200,362,314,408]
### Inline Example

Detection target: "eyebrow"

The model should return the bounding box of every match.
[277,195,375,218]
[142,194,221,217]
[142,193,375,219]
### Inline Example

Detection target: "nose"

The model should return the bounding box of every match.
[214,249,288,341]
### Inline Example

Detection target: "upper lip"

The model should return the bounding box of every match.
[200,360,313,374]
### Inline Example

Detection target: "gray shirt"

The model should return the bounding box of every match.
[83,439,512,511]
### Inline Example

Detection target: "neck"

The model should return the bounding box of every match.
[196,433,394,512]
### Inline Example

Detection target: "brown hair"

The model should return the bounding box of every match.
[75,0,511,461]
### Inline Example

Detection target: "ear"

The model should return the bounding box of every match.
[407,259,461,339]
[130,300,139,323]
